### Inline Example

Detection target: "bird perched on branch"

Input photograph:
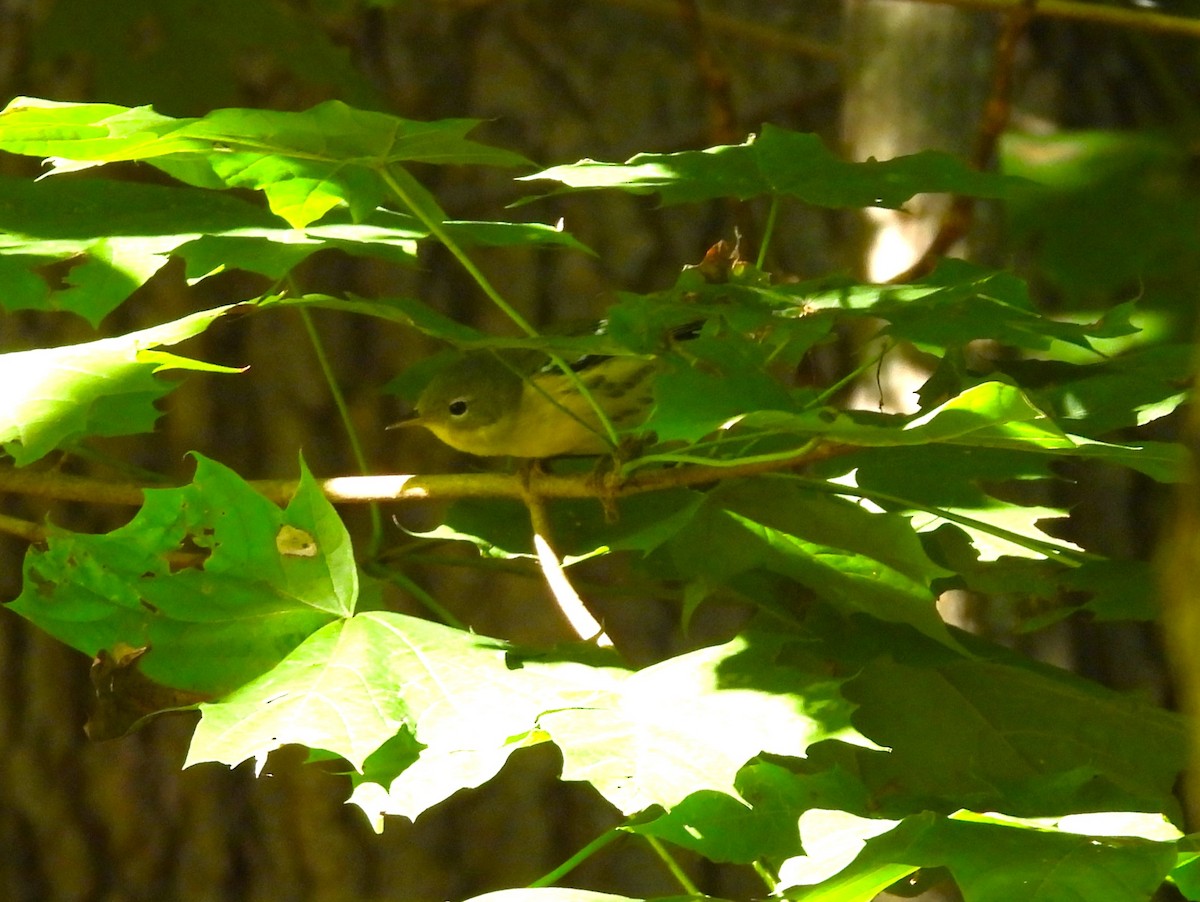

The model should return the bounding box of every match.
[389,348,661,458]
[392,239,763,458]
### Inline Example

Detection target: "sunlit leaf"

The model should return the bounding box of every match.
[524,125,1025,208]
[0,97,531,227]
[0,304,244,464]
[541,630,878,814]
[8,456,347,694]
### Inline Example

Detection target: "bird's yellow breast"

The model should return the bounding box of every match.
[431,357,658,458]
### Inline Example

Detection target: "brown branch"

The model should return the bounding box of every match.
[675,0,761,249]
[890,0,1037,283]
[0,467,149,506]
[676,0,740,147]
[0,442,854,512]
[889,0,1200,39]
[603,0,841,60]
[0,511,45,543]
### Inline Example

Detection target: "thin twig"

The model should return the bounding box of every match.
[297,303,386,558]
[675,0,759,248]
[0,467,147,505]
[891,0,1037,283]
[890,0,1200,39]
[603,0,841,60]
[520,474,614,646]
[676,0,739,147]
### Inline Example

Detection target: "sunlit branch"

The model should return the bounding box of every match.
[522,476,614,646]
[0,442,854,512]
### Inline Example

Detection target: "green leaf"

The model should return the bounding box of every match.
[783,810,1179,902]
[0,175,373,320]
[1001,344,1194,437]
[747,381,1185,483]
[1002,130,1200,302]
[348,646,628,826]
[0,173,586,321]
[649,336,798,443]
[818,454,1078,562]
[441,219,593,254]
[523,124,1024,208]
[0,97,531,227]
[1170,841,1200,900]
[540,630,878,815]
[1065,560,1159,623]
[661,480,957,648]
[735,611,1186,822]
[810,260,1134,353]
[196,613,627,821]
[630,761,870,864]
[780,809,912,897]
[280,460,358,617]
[0,304,244,464]
[187,614,412,772]
[774,260,1138,357]
[922,816,1177,902]
[8,455,346,694]
[846,656,1185,817]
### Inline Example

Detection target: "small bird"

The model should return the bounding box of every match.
[390,350,660,458]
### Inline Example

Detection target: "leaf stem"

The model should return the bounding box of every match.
[378,164,621,447]
[752,859,779,892]
[643,835,699,895]
[624,439,821,473]
[297,303,385,558]
[379,166,539,337]
[805,341,892,411]
[528,827,624,887]
[364,562,466,629]
[756,195,779,270]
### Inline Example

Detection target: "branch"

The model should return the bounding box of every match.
[891,0,1036,283]
[0,442,854,513]
[0,511,44,543]
[676,0,739,147]
[603,0,841,60]
[891,0,1200,39]
[521,475,614,647]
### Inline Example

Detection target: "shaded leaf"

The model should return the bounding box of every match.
[846,656,1185,818]
[86,642,209,740]
[661,480,957,647]
[0,175,582,322]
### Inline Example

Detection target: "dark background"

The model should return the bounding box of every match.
[0,1,1197,899]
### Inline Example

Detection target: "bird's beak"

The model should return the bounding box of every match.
[386,411,422,431]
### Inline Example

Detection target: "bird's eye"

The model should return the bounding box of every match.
[448,399,469,417]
